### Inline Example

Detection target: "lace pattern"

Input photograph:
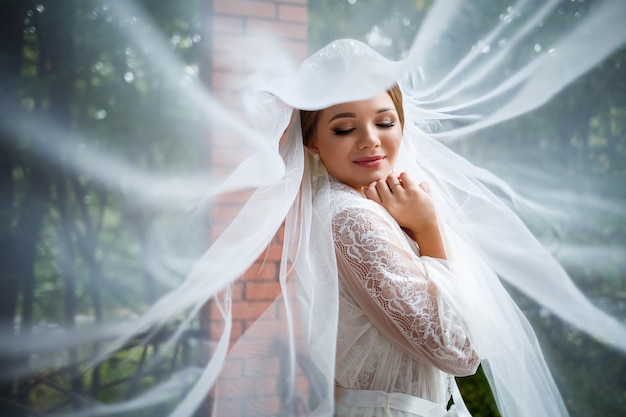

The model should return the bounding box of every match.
[329,180,478,398]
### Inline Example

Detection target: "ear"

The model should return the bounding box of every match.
[305,145,319,157]
[305,141,319,153]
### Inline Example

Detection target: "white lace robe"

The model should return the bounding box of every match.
[328,181,479,415]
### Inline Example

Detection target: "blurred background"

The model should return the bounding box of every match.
[0,0,624,416]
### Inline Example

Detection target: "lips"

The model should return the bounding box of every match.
[353,155,385,168]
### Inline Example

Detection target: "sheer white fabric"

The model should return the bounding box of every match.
[131,31,626,415]
[208,30,612,413]
[9,2,625,416]
[329,179,478,416]
[129,3,626,415]
[334,387,453,417]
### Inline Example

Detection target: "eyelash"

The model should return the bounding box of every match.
[333,128,354,136]
[333,123,395,136]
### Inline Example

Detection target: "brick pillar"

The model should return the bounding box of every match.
[199,0,308,415]
[206,0,308,344]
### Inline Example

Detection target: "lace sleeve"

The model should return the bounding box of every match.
[333,205,479,376]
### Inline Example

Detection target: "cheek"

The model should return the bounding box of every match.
[318,138,350,158]
[384,130,403,155]
[315,140,339,166]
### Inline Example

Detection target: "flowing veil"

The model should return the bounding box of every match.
[1,0,625,416]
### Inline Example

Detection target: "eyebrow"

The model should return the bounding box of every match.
[328,107,395,123]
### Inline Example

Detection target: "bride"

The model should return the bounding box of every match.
[305,85,481,416]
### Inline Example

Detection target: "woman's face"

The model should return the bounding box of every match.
[307,92,402,191]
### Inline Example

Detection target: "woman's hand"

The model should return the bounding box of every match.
[363,172,447,259]
[363,172,436,236]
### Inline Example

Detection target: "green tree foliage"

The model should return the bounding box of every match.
[1,0,624,415]
[0,1,205,415]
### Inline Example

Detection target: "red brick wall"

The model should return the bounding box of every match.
[199,1,308,414]
[205,0,308,343]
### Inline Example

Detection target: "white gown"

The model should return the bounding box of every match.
[325,180,480,417]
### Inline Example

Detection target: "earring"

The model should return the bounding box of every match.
[311,151,324,174]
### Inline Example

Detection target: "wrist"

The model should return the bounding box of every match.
[411,223,447,260]
[409,220,440,239]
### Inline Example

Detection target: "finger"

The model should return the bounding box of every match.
[385,174,403,192]
[363,181,382,203]
[397,171,416,189]
[375,178,394,202]
[418,181,431,194]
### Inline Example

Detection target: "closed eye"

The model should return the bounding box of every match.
[377,122,395,128]
[333,128,355,136]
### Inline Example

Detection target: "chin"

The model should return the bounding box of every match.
[355,174,385,187]
[368,170,389,182]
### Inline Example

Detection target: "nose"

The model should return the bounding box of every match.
[358,126,381,149]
